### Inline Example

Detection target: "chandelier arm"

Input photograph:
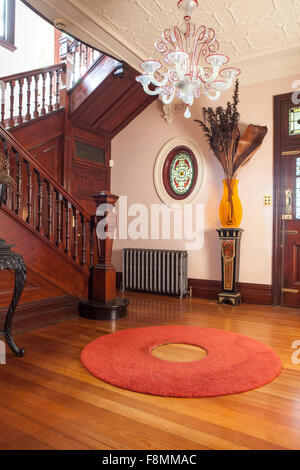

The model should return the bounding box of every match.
[198,65,219,84]
[149,72,169,87]
[206,67,220,83]
[162,88,176,105]
[142,84,162,96]
[204,88,221,101]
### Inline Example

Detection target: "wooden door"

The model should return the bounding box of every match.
[273,93,300,307]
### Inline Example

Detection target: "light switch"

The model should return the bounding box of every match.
[263,195,272,207]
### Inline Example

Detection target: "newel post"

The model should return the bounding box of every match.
[79,191,129,320]
[93,191,118,302]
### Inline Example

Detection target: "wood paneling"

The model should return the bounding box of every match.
[30,136,64,184]
[10,110,65,182]
[69,60,157,138]
[0,269,63,308]
[66,125,110,214]
[0,295,78,335]
[0,208,88,299]
[9,108,64,149]
[0,292,299,450]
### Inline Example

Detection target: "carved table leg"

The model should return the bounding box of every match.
[4,254,26,357]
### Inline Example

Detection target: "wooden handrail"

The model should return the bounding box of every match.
[0,63,66,83]
[0,125,90,220]
[0,125,94,270]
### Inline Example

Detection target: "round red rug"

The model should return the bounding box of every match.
[80,326,282,397]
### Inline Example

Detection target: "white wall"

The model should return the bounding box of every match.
[0,0,54,77]
[111,74,299,285]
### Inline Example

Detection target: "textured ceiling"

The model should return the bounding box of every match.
[71,0,300,62]
[24,0,300,84]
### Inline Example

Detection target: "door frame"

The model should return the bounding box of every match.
[272,92,297,305]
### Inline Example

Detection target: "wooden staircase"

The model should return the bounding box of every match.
[0,39,156,333]
[0,124,93,332]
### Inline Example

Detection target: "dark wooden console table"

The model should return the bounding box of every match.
[0,238,26,357]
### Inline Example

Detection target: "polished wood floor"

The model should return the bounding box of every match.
[0,291,300,450]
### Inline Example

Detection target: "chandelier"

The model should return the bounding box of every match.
[136,0,240,119]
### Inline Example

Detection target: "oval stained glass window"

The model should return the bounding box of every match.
[162,146,198,201]
[170,151,194,195]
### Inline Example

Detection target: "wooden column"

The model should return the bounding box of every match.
[79,191,129,320]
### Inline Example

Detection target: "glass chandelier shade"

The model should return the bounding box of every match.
[136,0,241,119]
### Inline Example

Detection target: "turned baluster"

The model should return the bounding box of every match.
[86,47,91,69]
[0,81,5,127]
[81,214,87,266]
[72,207,79,261]
[8,81,15,128]
[17,79,24,124]
[26,163,33,224]
[36,173,44,235]
[47,182,54,242]
[48,70,54,113]
[84,45,88,72]
[5,143,14,209]
[41,72,46,115]
[15,153,23,216]
[56,191,63,249]
[65,200,71,255]
[25,76,32,121]
[72,47,77,87]
[55,68,60,110]
[79,43,83,75]
[89,217,94,268]
[33,74,39,118]
[2,141,12,207]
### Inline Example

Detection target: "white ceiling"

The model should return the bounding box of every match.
[25,0,300,84]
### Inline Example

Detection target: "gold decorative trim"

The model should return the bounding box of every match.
[281,288,299,293]
[282,150,300,156]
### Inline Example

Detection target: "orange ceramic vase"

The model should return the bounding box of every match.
[219,178,242,228]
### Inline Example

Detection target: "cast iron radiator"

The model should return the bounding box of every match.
[122,248,188,298]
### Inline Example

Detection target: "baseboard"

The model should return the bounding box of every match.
[117,272,272,305]
[188,279,272,305]
[0,295,79,334]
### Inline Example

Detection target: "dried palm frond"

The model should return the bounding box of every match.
[233,124,268,176]
[194,80,268,179]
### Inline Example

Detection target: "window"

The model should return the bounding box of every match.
[154,137,205,207]
[75,141,106,166]
[0,0,15,51]
[289,107,300,136]
[169,151,195,196]
[162,146,198,201]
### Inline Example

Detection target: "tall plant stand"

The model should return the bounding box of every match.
[216,228,243,306]
[79,191,129,320]
[0,239,26,357]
